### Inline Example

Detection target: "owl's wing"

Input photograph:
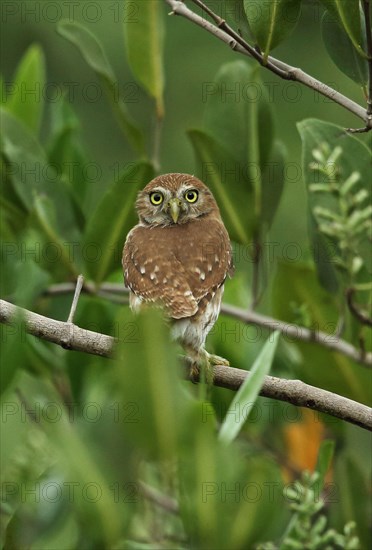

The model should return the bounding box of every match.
[123,226,198,319]
[176,218,234,303]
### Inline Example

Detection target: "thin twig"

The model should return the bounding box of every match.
[1,299,371,431]
[189,0,289,78]
[250,237,262,310]
[165,0,370,128]
[66,274,84,324]
[41,282,372,367]
[221,303,372,367]
[362,0,372,116]
[346,288,372,327]
[139,481,179,514]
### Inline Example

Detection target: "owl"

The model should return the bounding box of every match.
[122,173,234,377]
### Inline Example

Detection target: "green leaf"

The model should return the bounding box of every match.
[319,0,366,57]
[272,261,370,404]
[1,108,82,239]
[57,21,145,154]
[179,410,282,548]
[6,44,46,134]
[204,61,274,171]
[83,161,154,283]
[0,317,27,396]
[243,0,301,58]
[203,60,275,221]
[112,308,186,460]
[314,439,335,495]
[308,212,339,294]
[0,75,6,104]
[322,11,368,85]
[261,140,286,228]
[47,97,89,224]
[218,331,280,444]
[0,155,28,229]
[225,0,253,41]
[333,453,371,547]
[1,107,46,209]
[191,61,279,241]
[124,0,165,117]
[297,118,372,292]
[1,240,50,308]
[188,129,254,244]
[20,375,124,546]
[32,194,79,279]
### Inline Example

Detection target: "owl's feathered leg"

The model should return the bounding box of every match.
[184,346,229,384]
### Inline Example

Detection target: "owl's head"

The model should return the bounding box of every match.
[135,173,220,227]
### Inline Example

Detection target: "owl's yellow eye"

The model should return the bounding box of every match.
[184,189,199,203]
[150,191,164,205]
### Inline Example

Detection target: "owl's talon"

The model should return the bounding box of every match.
[207,353,230,367]
[187,354,215,384]
[189,362,200,384]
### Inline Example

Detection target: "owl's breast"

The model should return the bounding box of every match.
[122,215,232,321]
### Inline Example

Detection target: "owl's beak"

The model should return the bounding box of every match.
[167,198,181,223]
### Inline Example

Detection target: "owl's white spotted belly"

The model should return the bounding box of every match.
[171,286,224,351]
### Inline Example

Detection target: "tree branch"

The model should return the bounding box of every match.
[346,288,372,327]
[42,283,372,367]
[221,303,372,367]
[1,299,371,431]
[165,0,371,129]
[362,1,372,116]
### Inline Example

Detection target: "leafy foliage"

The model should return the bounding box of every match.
[1,0,371,548]
[244,0,302,60]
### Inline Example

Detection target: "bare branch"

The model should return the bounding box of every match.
[165,0,370,129]
[42,283,372,367]
[1,299,371,431]
[66,274,84,324]
[0,299,113,358]
[209,365,372,432]
[362,0,372,116]
[346,288,372,327]
[221,303,372,368]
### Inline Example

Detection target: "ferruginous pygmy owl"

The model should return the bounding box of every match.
[122,173,234,377]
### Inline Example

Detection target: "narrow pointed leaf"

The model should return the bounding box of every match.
[188,129,254,243]
[32,194,79,278]
[314,439,335,495]
[57,21,145,154]
[1,108,82,238]
[6,44,46,134]
[203,61,274,221]
[218,331,280,444]
[113,308,185,460]
[83,161,154,283]
[47,98,89,226]
[28,379,123,545]
[1,107,46,209]
[124,0,165,117]
[204,61,274,172]
[261,140,286,228]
